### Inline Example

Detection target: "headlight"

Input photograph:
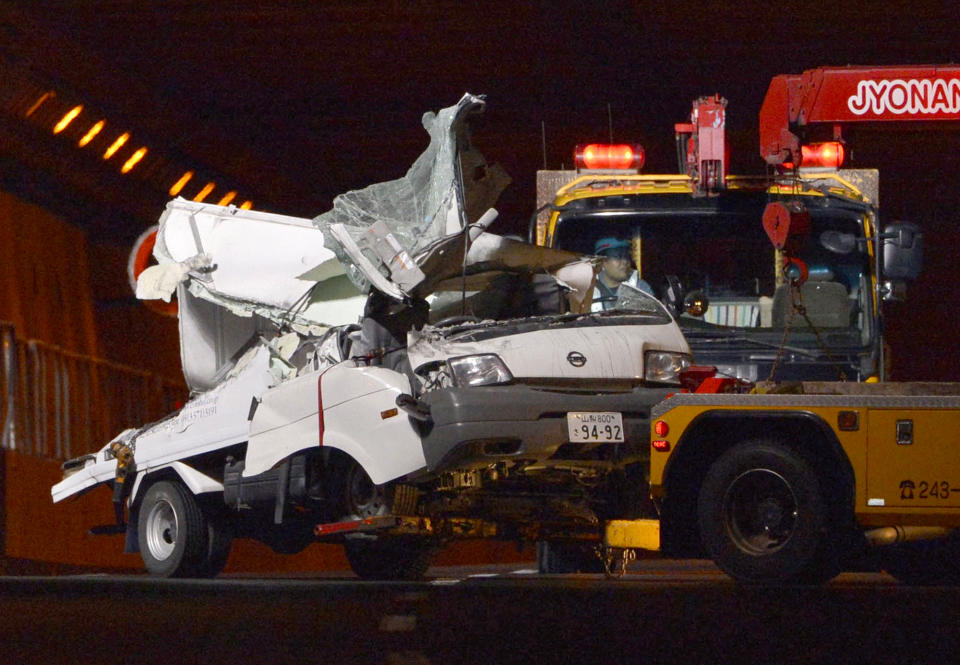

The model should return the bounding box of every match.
[644,350,693,385]
[448,354,513,387]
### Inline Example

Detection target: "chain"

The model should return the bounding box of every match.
[768,276,848,382]
[767,291,793,382]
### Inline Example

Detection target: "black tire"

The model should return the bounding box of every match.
[201,510,234,577]
[334,458,392,520]
[137,481,210,578]
[536,541,604,574]
[883,531,960,586]
[697,440,839,585]
[343,536,434,580]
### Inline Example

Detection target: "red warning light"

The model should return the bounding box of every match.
[800,142,845,169]
[652,440,671,452]
[654,420,669,437]
[574,143,644,171]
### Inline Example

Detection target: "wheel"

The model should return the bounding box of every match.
[697,440,839,584]
[137,480,211,578]
[343,536,434,580]
[883,531,960,585]
[201,509,234,577]
[335,458,392,520]
[536,541,604,574]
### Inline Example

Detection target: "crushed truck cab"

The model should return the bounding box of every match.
[645,380,960,585]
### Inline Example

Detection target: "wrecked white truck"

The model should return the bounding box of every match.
[52,94,691,578]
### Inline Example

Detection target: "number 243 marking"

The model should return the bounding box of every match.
[917,481,951,499]
[899,480,953,499]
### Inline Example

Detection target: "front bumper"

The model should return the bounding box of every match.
[417,383,673,472]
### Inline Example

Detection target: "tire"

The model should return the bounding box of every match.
[883,531,960,586]
[201,510,234,577]
[536,541,604,574]
[334,458,392,520]
[138,481,211,578]
[343,536,434,580]
[697,440,839,585]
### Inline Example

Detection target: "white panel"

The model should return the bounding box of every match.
[244,370,322,477]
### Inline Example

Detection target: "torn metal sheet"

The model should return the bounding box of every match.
[144,198,366,328]
[313,93,510,296]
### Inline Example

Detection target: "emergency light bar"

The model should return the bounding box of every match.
[801,141,845,169]
[783,141,846,170]
[574,143,644,172]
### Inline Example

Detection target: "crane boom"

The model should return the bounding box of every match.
[759,65,960,166]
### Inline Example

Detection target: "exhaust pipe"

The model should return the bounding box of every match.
[863,526,953,547]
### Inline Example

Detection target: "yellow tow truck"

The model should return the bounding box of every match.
[613,377,960,584]
[594,65,960,584]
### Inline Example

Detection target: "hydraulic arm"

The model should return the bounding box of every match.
[759,65,960,166]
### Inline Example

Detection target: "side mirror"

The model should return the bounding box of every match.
[883,222,923,282]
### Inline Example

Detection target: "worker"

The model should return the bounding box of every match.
[591,237,654,311]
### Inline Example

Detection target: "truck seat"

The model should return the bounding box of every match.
[772,280,852,328]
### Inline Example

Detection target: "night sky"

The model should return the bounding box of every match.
[8,0,960,378]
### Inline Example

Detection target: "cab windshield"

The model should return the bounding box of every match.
[551,192,872,337]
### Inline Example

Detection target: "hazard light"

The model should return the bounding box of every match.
[787,142,846,170]
[574,143,644,172]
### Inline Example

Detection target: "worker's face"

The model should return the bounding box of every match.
[601,249,632,283]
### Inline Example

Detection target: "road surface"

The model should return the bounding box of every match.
[1,560,956,665]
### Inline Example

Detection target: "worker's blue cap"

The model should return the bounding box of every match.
[594,237,631,255]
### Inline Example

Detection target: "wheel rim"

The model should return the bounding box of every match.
[145,497,178,561]
[346,466,387,518]
[722,468,798,554]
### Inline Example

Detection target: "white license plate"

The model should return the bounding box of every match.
[567,412,624,443]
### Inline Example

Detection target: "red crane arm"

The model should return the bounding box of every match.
[759,65,960,166]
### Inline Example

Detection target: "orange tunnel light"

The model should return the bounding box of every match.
[193,182,216,202]
[217,191,237,206]
[25,91,55,118]
[103,132,130,160]
[239,200,253,210]
[169,171,194,196]
[78,120,105,147]
[121,147,148,174]
[53,105,83,134]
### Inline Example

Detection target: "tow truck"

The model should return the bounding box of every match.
[596,65,960,585]
[534,67,946,383]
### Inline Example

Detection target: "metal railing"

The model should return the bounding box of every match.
[0,323,185,461]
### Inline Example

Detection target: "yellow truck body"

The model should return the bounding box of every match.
[641,381,960,584]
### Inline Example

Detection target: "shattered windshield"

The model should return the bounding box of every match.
[552,192,872,336]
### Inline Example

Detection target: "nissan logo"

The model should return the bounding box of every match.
[567,351,587,367]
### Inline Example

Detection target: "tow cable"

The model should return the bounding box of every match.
[768,277,848,382]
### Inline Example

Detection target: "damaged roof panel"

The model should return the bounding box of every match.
[143,198,366,328]
[313,93,511,297]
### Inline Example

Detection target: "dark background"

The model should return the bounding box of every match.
[3,0,960,378]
